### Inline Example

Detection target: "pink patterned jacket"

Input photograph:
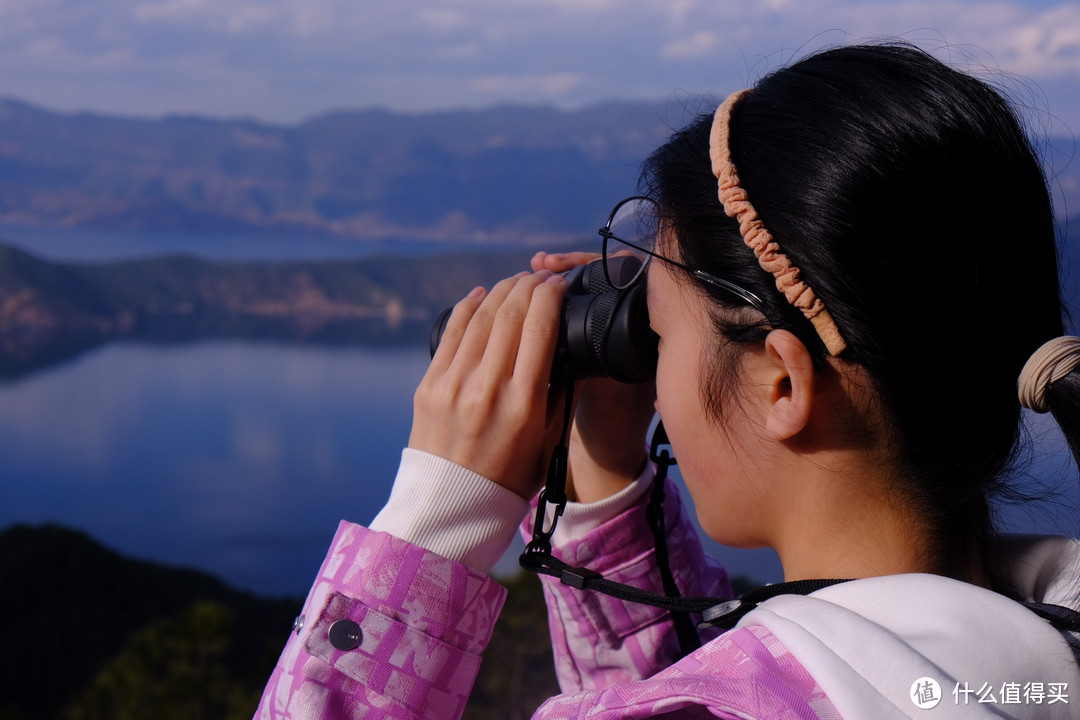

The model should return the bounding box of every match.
[254,454,1080,719]
[253,478,841,719]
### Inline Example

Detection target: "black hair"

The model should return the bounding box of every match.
[641,43,1073,577]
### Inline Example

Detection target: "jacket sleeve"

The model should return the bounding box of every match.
[535,475,732,692]
[254,521,507,720]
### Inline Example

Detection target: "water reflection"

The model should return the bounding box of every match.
[0,317,433,384]
[0,340,430,597]
[3,336,1077,600]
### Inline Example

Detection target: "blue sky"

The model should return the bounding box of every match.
[2,0,1078,135]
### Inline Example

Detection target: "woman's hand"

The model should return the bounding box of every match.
[531,252,657,503]
[409,270,568,499]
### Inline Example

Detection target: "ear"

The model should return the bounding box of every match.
[760,330,815,441]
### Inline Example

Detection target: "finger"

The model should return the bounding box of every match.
[452,271,529,370]
[479,271,555,380]
[535,251,601,273]
[513,273,567,385]
[428,286,486,374]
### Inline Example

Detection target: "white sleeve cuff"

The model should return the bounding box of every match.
[369,448,531,574]
[550,462,655,546]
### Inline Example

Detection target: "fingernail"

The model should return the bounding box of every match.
[549,253,566,262]
[544,273,565,285]
[514,270,531,278]
[535,269,553,279]
[467,286,485,299]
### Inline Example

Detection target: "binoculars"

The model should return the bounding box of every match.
[429,256,657,383]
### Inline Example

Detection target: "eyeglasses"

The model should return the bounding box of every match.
[598,196,768,315]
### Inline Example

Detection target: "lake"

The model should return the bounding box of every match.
[0,340,434,597]
[2,225,1079,601]
[4,334,1079,600]
[0,335,794,597]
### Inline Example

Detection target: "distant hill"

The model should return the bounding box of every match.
[0,239,534,331]
[0,239,556,379]
[0,97,703,245]
[0,96,1075,251]
[3,209,1080,379]
[4,213,1080,341]
[0,523,299,719]
[0,523,559,720]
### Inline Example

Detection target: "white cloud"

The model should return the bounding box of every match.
[470,72,583,97]
[997,5,1080,77]
[661,31,720,60]
[524,0,621,12]
[0,0,1076,129]
[416,8,471,33]
[27,37,65,58]
[134,0,210,22]
[224,5,280,34]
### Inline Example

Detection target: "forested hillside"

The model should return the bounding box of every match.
[0,524,561,720]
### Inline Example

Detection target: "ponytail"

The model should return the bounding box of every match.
[1020,337,1080,469]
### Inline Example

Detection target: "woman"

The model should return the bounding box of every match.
[255,43,1080,718]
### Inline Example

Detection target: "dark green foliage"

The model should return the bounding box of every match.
[0,524,299,720]
[0,523,566,720]
[0,526,767,719]
[59,602,257,720]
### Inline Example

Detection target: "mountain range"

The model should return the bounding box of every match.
[0,97,710,246]
[2,96,1076,251]
[0,95,1078,379]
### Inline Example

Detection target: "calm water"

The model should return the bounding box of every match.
[2,226,1079,599]
[4,336,1079,600]
[0,337,794,596]
[0,340,431,597]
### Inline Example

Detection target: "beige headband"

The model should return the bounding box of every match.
[1018,336,1080,412]
[709,89,847,356]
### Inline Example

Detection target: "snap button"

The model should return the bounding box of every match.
[292,614,305,635]
[328,619,363,651]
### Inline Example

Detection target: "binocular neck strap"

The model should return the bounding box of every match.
[522,379,575,558]
[520,405,853,656]
[521,413,713,656]
[519,390,1080,650]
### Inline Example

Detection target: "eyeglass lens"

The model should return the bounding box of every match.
[604,198,659,289]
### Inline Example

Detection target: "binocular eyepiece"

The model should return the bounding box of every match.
[429,256,657,383]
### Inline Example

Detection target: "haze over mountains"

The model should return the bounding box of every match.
[0,97,713,247]
[0,95,1077,376]
[1,95,1076,247]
